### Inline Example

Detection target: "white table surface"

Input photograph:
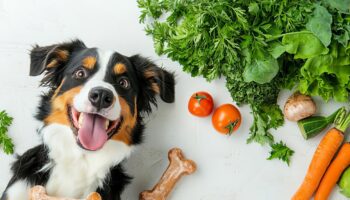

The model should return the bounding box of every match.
[0,1,348,199]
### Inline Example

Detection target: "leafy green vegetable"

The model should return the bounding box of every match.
[282,32,329,59]
[299,42,350,102]
[306,4,333,47]
[323,0,350,13]
[0,110,14,154]
[138,0,350,165]
[268,141,295,166]
[243,54,279,84]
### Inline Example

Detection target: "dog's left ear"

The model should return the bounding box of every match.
[130,55,175,112]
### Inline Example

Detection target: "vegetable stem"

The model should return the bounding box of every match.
[266,31,312,42]
[335,107,350,132]
[326,107,343,124]
[194,94,207,104]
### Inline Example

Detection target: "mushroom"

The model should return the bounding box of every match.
[284,92,317,122]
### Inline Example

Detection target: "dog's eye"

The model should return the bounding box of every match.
[73,68,87,79]
[119,78,130,89]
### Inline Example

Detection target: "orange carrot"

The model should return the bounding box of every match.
[292,107,350,200]
[315,143,350,200]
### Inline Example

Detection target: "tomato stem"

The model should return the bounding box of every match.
[194,93,207,104]
[225,119,239,135]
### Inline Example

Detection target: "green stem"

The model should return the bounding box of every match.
[265,31,312,42]
[194,93,207,104]
[326,107,343,124]
[335,107,350,132]
[225,119,239,135]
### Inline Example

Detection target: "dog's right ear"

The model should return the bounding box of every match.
[30,40,86,76]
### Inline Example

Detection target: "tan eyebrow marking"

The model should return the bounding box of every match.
[114,63,127,74]
[82,56,97,70]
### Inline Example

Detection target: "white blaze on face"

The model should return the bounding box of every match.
[73,49,121,121]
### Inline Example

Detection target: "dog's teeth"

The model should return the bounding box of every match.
[105,120,109,130]
[78,114,84,128]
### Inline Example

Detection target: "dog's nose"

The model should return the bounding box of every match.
[88,87,114,110]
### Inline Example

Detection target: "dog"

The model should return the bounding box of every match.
[1,40,175,200]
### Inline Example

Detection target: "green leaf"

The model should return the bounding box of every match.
[306,4,332,47]
[248,3,259,15]
[323,0,350,12]
[268,41,286,59]
[334,32,350,47]
[247,104,285,146]
[243,55,279,84]
[299,42,350,102]
[268,141,294,165]
[282,32,329,59]
[0,110,14,154]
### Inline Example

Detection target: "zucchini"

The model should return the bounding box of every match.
[298,107,342,139]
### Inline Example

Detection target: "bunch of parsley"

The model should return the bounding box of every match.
[0,110,14,154]
[138,0,350,165]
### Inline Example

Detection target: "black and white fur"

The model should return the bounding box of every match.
[1,40,175,200]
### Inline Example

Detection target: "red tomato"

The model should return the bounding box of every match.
[188,91,214,117]
[212,104,242,135]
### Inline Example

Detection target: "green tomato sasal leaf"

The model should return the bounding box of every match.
[282,32,329,59]
[306,4,332,47]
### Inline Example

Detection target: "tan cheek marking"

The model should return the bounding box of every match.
[112,97,137,145]
[44,87,82,126]
[82,56,97,70]
[114,63,127,74]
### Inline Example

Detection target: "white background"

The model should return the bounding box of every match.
[0,1,348,199]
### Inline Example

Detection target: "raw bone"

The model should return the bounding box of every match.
[140,148,196,200]
[29,185,101,200]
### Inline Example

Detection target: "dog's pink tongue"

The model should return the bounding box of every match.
[78,113,108,151]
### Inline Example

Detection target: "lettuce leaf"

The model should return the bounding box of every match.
[299,42,350,101]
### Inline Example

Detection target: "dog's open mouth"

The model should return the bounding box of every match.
[69,107,121,151]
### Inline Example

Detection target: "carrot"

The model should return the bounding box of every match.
[315,143,350,200]
[292,107,350,200]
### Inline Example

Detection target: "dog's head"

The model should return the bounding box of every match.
[30,40,175,151]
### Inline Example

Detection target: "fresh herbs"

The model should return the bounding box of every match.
[268,141,295,166]
[138,0,350,165]
[0,110,14,154]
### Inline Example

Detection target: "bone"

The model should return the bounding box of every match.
[140,148,196,200]
[29,186,101,200]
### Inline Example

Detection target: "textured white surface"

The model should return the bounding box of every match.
[0,1,348,199]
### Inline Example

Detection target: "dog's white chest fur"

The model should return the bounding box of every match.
[41,124,132,198]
